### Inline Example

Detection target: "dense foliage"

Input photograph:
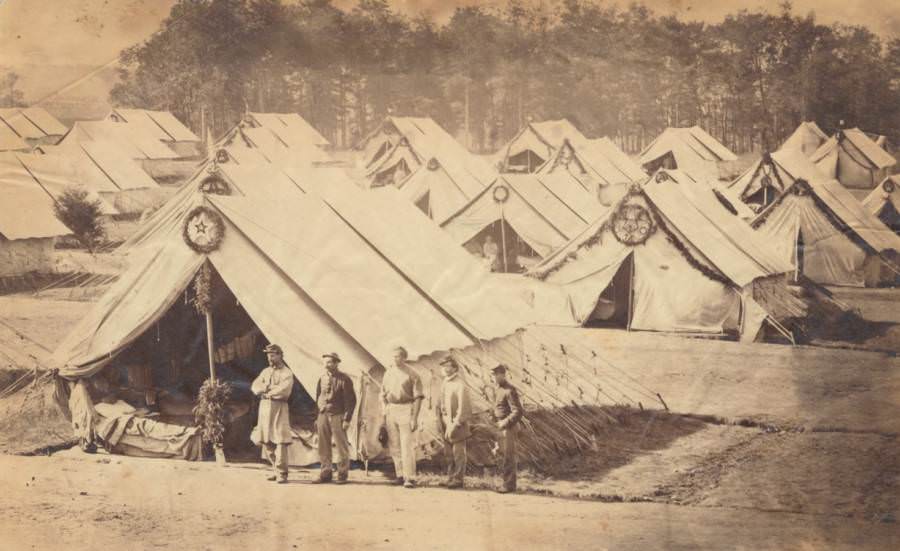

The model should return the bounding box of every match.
[111,0,900,153]
[52,188,106,252]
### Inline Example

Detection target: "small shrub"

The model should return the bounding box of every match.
[53,189,106,252]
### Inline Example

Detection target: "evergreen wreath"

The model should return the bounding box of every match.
[182,205,225,254]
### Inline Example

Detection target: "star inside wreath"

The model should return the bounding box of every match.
[183,206,225,253]
[610,203,655,246]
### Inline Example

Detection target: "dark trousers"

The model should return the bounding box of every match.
[316,413,350,480]
[498,425,518,491]
[443,438,467,485]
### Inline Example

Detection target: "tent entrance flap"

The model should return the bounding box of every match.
[463,219,541,273]
[584,252,634,328]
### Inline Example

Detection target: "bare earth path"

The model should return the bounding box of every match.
[0,453,897,551]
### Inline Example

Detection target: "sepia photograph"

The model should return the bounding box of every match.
[0,0,899,549]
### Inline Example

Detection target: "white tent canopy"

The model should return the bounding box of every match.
[109,109,200,143]
[727,149,827,212]
[441,173,604,259]
[751,175,900,287]
[781,121,828,156]
[497,119,587,173]
[810,128,896,190]
[530,169,791,337]
[639,126,737,182]
[540,136,647,205]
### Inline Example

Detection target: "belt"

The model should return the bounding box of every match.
[385,400,414,406]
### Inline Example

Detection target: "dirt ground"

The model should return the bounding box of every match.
[1,287,900,548]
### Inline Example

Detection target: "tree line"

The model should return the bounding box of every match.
[110,0,900,154]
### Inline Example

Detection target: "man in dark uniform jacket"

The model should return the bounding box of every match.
[314,353,357,484]
[490,364,523,493]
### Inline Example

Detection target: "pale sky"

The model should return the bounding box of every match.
[1,0,897,68]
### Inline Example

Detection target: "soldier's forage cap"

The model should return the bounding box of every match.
[322,352,342,363]
[491,364,508,374]
[263,344,283,354]
[439,356,458,367]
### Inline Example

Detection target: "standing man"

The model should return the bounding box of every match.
[314,352,357,485]
[491,364,523,493]
[482,234,500,272]
[381,346,425,489]
[250,344,295,484]
[435,357,471,489]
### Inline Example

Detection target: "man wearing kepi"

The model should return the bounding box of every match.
[314,352,357,485]
[251,344,295,484]
[491,364,523,493]
[435,356,471,489]
[381,346,425,488]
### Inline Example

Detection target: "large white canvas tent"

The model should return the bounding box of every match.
[751,175,900,287]
[358,116,494,191]
[639,126,738,182]
[781,121,828,156]
[863,175,900,234]
[539,137,647,205]
[0,107,67,148]
[440,173,605,271]
[0,155,71,278]
[529,169,794,340]
[108,108,201,158]
[810,128,896,190]
[50,161,555,464]
[496,119,587,173]
[727,149,827,212]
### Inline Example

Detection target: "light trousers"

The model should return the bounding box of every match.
[385,403,417,481]
[263,442,289,476]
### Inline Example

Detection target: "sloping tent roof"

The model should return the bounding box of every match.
[214,123,332,167]
[751,175,900,286]
[540,136,646,204]
[639,126,737,182]
[497,119,587,171]
[863,175,900,225]
[440,173,601,258]
[781,121,828,156]
[110,108,200,143]
[248,112,330,148]
[0,154,73,239]
[728,148,827,207]
[0,107,67,140]
[811,128,896,172]
[61,121,178,160]
[11,152,119,215]
[529,169,791,334]
[51,166,540,393]
[395,158,482,224]
[0,122,30,152]
[361,117,494,193]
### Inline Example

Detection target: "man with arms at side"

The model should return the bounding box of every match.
[381,346,425,489]
[435,356,471,489]
[313,352,357,485]
[491,364,523,493]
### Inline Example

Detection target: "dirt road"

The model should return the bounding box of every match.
[1,453,897,551]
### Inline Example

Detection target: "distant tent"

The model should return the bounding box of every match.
[245,112,330,148]
[728,149,827,212]
[0,121,30,152]
[639,126,738,182]
[213,118,333,168]
[36,141,169,216]
[394,156,489,224]
[780,121,828,156]
[50,164,547,465]
[496,119,587,173]
[358,116,494,191]
[61,121,178,160]
[0,154,72,278]
[529,169,795,340]
[108,108,201,158]
[751,176,900,287]
[0,107,67,149]
[540,137,647,205]
[440,173,604,271]
[862,175,900,234]
[810,128,896,190]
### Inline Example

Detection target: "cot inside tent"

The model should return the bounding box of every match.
[781,121,828,156]
[863,176,900,233]
[751,177,900,287]
[529,170,791,338]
